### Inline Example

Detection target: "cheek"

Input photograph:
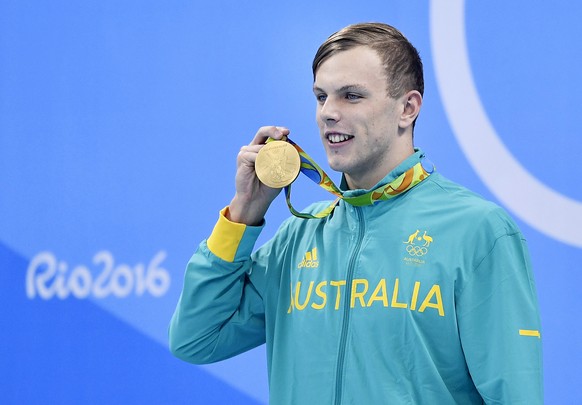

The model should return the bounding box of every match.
[368,107,394,132]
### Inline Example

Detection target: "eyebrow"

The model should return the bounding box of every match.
[312,84,369,94]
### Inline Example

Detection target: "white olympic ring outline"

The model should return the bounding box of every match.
[429,0,582,249]
[406,245,428,256]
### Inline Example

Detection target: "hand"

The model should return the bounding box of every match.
[227,126,290,225]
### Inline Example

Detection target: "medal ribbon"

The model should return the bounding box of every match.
[278,137,434,219]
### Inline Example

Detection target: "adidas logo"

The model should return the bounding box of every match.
[297,247,319,269]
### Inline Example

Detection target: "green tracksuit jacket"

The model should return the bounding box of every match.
[169,150,543,404]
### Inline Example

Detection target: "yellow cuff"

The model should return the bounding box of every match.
[207,207,247,262]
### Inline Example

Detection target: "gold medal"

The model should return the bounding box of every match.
[255,140,301,188]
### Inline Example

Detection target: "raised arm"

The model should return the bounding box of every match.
[168,126,288,363]
[228,125,289,225]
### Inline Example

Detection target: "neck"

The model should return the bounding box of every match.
[345,147,415,190]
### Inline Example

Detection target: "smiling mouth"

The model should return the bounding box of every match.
[327,133,354,144]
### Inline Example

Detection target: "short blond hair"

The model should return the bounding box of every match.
[312,22,424,99]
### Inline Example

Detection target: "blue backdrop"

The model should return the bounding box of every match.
[1,1,580,404]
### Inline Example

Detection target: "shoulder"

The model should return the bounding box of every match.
[421,173,523,239]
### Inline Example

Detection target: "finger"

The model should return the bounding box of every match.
[238,144,262,158]
[239,144,263,154]
[237,144,262,167]
[250,126,290,146]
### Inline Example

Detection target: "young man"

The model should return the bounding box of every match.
[170,23,543,404]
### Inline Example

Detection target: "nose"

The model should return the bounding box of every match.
[319,98,341,123]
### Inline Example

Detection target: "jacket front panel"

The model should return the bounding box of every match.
[169,150,543,405]
[254,173,498,404]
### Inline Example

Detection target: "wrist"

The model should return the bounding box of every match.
[227,195,266,226]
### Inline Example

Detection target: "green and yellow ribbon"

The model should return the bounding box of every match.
[272,137,434,219]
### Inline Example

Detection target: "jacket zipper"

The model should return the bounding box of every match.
[334,206,365,405]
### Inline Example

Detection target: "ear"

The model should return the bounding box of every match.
[399,90,422,129]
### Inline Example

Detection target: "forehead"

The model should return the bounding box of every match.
[313,46,386,90]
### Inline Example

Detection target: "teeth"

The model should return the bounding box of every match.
[328,134,351,143]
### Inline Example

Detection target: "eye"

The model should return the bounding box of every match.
[315,93,327,103]
[346,93,361,100]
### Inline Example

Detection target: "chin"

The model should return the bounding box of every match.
[327,159,347,173]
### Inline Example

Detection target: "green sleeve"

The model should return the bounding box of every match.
[168,210,266,364]
[457,232,543,404]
